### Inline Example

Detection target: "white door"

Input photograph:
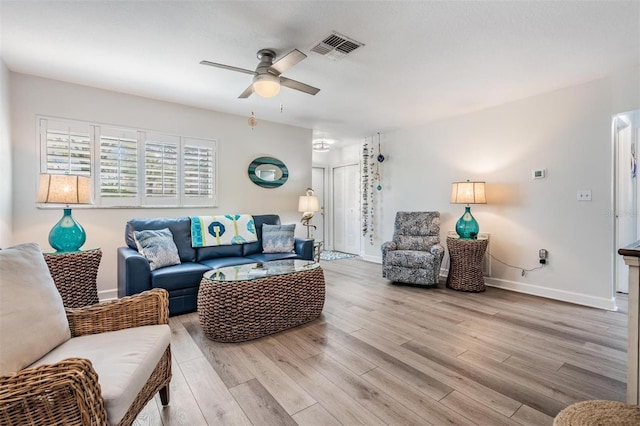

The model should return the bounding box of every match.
[614,110,640,293]
[333,164,360,254]
[312,166,326,242]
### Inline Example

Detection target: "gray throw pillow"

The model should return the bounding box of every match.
[262,224,295,253]
[134,228,181,271]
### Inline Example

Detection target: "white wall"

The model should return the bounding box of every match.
[0,59,11,246]
[360,68,640,310]
[10,73,312,298]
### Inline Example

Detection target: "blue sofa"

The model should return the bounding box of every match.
[117,214,313,315]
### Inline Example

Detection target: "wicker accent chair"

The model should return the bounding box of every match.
[0,243,171,426]
[382,211,445,286]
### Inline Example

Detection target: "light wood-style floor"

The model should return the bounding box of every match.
[134,257,628,425]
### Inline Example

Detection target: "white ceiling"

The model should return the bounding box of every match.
[1,1,639,146]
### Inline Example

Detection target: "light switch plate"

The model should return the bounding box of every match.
[577,190,592,201]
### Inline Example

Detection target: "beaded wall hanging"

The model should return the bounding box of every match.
[362,133,385,245]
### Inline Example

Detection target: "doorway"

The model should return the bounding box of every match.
[613,109,640,294]
[332,163,360,255]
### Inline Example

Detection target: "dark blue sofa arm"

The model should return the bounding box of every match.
[295,238,314,261]
[117,247,152,297]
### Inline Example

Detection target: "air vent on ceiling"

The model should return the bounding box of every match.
[310,31,364,60]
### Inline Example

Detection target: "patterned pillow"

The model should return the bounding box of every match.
[134,228,181,271]
[262,224,295,253]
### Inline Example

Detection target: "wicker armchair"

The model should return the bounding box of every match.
[0,244,172,426]
[382,211,445,286]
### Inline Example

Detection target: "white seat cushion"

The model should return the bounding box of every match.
[0,242,70,376]
[30,324,170,425]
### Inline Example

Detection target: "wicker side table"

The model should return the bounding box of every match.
[446,237,488,292]
[43,248,102,308]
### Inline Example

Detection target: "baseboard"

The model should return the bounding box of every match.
[484,277,618,311]
[98,288,118,302]
[361,254,382,264]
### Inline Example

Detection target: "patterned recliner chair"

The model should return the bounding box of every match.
[382,211,445,286]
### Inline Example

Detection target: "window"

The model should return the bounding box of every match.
[39,117,217,207]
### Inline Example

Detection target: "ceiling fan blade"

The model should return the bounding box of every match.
[269,49,307,76]
[200,60,256,76]
[280,77,320,96]
[238,84,254,99]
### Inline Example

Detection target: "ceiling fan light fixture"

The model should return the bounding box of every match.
[253,73,280,98]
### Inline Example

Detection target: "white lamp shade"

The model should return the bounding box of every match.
[298,195,320,213]
[253,73,281,98]
[37,174,92,204]
[450,181,486,204]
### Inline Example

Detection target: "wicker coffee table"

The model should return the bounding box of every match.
[198,259,325,342]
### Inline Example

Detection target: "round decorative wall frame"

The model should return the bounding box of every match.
[248,157,289,188]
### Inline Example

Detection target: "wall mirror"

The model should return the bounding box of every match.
[248,157,289,188]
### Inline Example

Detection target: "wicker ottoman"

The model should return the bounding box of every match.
[446,237,488,292]
[198,260,325,342]
[554,400,640,425]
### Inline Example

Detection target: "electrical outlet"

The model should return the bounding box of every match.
[577,190,592,201]
[539,249,548,264]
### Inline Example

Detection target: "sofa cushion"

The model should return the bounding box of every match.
[150,262,211,291]
[135,228,181,271]
[126,217,196,262]
[0,242,70,376]
[29,324,170,426]
[262,224,296,253]
[246,252,300,262]
[198,256,257,270]
[242,214,281,256]
[196,243,244,262]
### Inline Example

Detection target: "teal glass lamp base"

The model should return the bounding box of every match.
[455,206,479,240]
[49,208,86,252]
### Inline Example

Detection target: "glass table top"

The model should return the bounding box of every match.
[203,259,319,283]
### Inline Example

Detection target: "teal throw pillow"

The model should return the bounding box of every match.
[262,224,295,253]
[134,228,181,271]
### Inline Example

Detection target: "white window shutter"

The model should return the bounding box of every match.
[182,138,217,206]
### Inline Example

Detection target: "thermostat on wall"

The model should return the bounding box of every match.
[532,169,546,179]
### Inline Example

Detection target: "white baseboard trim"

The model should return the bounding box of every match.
[484,277,618,311]
[439,268,616,311]
[361,254,382,264]
[98,288,118,302]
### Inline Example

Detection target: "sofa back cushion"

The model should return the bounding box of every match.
[0,242,71,375]
[196,243,244,262]
[243,214,281,256]
[126,217,196,262]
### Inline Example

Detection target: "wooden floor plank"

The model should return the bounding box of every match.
[179,356,252,426]
[306,352,428,426]
[229,379,297,426]
[361,367,474,426]
[291,403,342,426]
[235,343,316,414]
[440,390,522,426]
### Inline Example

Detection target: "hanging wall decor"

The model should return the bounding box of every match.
[373,132,383,191]
[248,111,257,130]
[362,140,370,237]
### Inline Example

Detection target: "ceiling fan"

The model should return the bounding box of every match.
[200,48,320,99]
